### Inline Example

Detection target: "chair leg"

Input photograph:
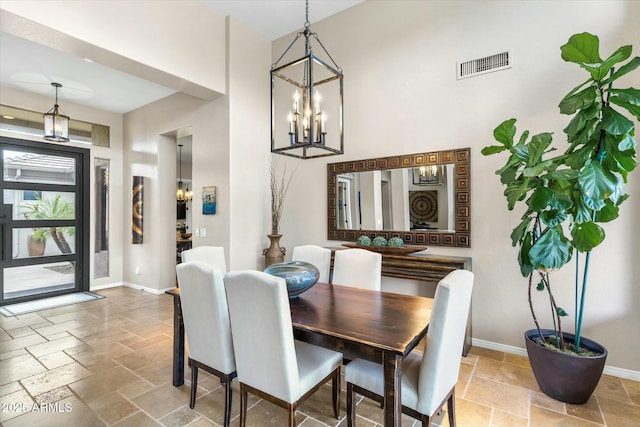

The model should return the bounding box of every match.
[223,380,233,427]
[332,370,340,419]
[447,391,456,427]
[239,385,248,427]
[288,408,296,427]
[189,363,198,409]
[346,382,355,427]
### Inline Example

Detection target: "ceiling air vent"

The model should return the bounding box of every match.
[457,51,511,79]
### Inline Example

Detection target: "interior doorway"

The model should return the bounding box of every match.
[0,136,90,305]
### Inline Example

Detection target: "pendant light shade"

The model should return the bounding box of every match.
[43,82,70,142]
[270,0,343,159]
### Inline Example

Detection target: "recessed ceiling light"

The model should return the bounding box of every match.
[2,115,15,120]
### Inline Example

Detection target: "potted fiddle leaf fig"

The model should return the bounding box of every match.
[482,32,638,404]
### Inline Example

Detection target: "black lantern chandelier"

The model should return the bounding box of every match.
[43,82,70,142]
[176,144,192,205]
[270,0,344,159]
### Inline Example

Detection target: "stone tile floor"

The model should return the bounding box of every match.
[0,286,638,426]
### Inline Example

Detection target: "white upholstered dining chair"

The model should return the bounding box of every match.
[224,270,343,427]
[331,248,382,290]
[292,245,332,283]
[344,269,474,427]
[181,246,227,273]
[175,261,236,427]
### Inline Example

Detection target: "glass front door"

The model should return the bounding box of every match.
[0,136,89,305]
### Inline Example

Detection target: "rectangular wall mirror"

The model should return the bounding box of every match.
[327,148,470,247]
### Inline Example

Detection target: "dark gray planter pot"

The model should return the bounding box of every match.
[525,329,607,404]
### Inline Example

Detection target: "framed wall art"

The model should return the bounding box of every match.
[202,186,216,215]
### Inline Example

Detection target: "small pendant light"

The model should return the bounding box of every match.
[43,82,70,142]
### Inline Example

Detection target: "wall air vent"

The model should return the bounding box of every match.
[457,51,511,79]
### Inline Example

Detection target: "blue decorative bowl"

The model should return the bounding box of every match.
[264,261,320,298]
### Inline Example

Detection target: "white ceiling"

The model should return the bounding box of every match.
[0,1,363,114]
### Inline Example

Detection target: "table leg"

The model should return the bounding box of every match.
[382,352,401,427]
[172,294,185,386]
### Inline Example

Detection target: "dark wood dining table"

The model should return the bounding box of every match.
[165,282,433,427]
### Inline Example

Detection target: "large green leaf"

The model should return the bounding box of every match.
[581,191,606,211]
[573,191,595,223]
[518,232,534,277]
[617,133,637,152]
[602,106,634,135]
[610,97,640,121]
[529,226,573,270]
[567,118,599,151]
[494,119,517,147]
[561,32,602,65]
[523,159,557,177]
[595,199,619,223]
[528,186,553,211]
[543,168,580,181]
[496,154,522,184]
[565,139,598,169]
[603,57,640,85]
[505,177,532,210]
[582,45,632,81]
[481,145,506,155]
[512,143,530,163]
[528,133,554,166]
[571,221,605,252]
[579,161,618,202]
[563,108,587,137]
[511,218,531,247]
[605,135,638,181]
[540,209,567,227]
[559,86,597,115]
[549,192,573,211]
[607,88,640,105]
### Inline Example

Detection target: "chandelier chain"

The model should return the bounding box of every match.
[304,0,310,28]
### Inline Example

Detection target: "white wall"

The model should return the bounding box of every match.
[122,15,272,287]
[275,0,640,371]
[123,92,229,290]
[226,17,273,270]
[0,0,226,99]
[0,86,125,288]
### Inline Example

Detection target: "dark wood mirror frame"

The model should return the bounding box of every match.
[327,148,470,247]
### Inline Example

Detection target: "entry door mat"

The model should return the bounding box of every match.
[0,292,104,317]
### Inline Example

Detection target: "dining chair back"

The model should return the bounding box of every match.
[345,269,474,427]
[331,248,382,290]
[224,270,343,427]
[181,246,227,273]
[176,261,235,426]
[292,245,332,283]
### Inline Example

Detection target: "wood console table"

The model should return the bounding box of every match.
[329,248,472,355]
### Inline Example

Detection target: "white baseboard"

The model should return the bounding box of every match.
[121,282,174,295]
[90,282,123,291]
[472,338,640,381]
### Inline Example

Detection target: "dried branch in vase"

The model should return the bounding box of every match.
[270,159,297,235]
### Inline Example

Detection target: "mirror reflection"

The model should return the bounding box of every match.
[328,148,470,248]
[337,165,455,232]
